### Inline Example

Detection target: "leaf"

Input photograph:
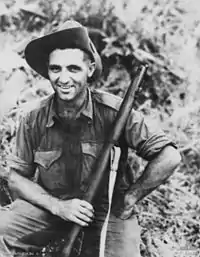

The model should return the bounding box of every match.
[0,2,10,16]
[153,238,174,257]
[0,50,27,73]
[0,69,27,123]
[112,0,149,25]
[20,3,48,19]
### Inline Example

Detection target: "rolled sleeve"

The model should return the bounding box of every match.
[7,114,36,177]
[125,109,176,161]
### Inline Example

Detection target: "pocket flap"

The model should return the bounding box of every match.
[81,142,103,158]
[34,150,62,169]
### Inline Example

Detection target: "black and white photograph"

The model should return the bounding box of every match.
[0,0,198,256]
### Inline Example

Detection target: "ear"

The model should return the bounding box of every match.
[88,62,96,78]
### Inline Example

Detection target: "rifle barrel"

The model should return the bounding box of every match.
[61,64,148,257]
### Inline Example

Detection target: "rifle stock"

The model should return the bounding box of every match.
[61,64,148,257]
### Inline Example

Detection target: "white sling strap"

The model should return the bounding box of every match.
[99,146,121,257]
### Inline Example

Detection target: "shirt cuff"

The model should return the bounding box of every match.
[137,135,177,161]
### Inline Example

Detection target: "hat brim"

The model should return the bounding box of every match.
[25,27,102,82]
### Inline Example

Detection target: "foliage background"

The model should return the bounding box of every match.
[1,0,200,256]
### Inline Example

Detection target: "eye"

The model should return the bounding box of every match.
[48,65,61,73]
[68,65,81,73]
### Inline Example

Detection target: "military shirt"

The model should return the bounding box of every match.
[8,89,174,204]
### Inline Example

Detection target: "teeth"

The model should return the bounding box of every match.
[59,85,71,89]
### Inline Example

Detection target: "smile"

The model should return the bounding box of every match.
[58,84,73,90]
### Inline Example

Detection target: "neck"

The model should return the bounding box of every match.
[55,90,87,121]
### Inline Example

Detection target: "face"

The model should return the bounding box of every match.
[48,48,95,102]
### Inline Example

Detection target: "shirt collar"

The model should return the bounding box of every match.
[46,89,93,128]
[81,88,93,120]
[46,94,56,128]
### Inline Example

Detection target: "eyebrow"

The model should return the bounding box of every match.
[48,64,61,69]
[68,65,81,70]
[48,64,82,70]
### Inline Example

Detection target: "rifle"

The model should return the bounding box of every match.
[61,64,148,257]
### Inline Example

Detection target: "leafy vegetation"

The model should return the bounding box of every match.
[1,0,200,256]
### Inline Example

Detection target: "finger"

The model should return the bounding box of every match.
[75,211,93,223]
[118,208,133,220]
[80,200,94,212]
[79,206,94,218]
[124,205,139,214]
[119,205,139,220]
[71,215,89,227]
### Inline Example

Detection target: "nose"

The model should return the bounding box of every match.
[58,70,70,84]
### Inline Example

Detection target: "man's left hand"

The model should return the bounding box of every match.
[112,192,139,220]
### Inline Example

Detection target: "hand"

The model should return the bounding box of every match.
[112,191,139,220]
[54,198,94,226]
[120,193,139,219]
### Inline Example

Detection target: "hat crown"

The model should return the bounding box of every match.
[58,20,83,31]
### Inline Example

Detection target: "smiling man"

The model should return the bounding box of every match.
[48,48,95,122]
[0,20,181,257]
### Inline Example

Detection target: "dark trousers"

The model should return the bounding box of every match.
[0,199,141,257]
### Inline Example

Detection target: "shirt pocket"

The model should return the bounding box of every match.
[34,150,62,169]
[34,149,63,191]
[81,142,104,190]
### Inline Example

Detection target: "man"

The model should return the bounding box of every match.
[0,20,181,257]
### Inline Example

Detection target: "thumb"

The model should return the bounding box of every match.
[119,204,139,220]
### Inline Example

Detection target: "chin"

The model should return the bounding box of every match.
[56,91,75,101]
[56,88,77,101]
[59,95,75,101]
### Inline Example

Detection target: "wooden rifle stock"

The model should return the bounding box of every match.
[61,64,148,257]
